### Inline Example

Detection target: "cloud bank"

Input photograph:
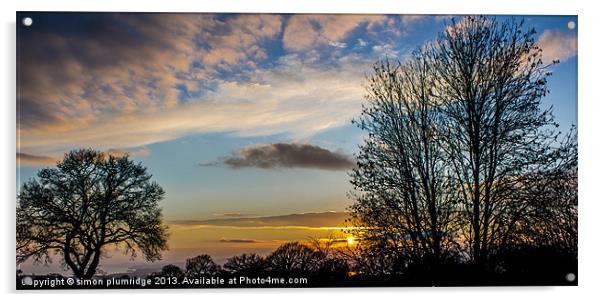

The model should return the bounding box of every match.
[18,13,426,157]
[203,143,356,171]
[171,211,350,228]
[17,14,573,160]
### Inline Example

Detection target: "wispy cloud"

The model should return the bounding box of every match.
[19,53,368,155]
[171,211,350,228]
[282,15,387,51]
[19,14,572,160]
[106,147,151,157]
[538,29,577,64]
[202,143,356,171]
[17,14,284,152]
[213,213,250,218]
[17,147,150,167]
[400,15,426,26]
[16,152,58,166]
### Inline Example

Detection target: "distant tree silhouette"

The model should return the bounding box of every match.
[223,253,266,275]
[266,242,320,275]
[159,264,184,278]
[17,149,168,279]
[185,254,220,277]
[340,239,405,277]
[308,237,350,277]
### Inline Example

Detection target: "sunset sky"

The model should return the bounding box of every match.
[16,13,577,273]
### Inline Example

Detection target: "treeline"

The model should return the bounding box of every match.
[152,241,348,283]
[18,236,576,287]
[148,235,575,286]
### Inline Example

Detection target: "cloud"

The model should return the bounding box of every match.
[400,15,426,26]
[538,30,578,64]
[18,14,203,134]
[328,41,347,48]
[17,147,149,167]
[17,13,283,146]
[212,213,249,218]
[17,152,58,166]
[282,14,387,51]
[19,54,368,155]
[218,239,258,243]
[106,147,151,157]
[372,43,399,57]
[200,14,282,67]
[171,211,350,228]
[204,143,356,170]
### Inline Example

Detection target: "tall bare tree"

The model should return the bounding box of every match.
[428,16,559,265]
[17,149,168,279]
[349,53,459,271]
[349,16,575,274]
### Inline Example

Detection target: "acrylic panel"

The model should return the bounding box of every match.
[16,12,578,289]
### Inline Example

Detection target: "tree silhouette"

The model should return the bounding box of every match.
[185,254,220,277]
[502,131,577,254]
[349,15,577,275]
[309,237,350,277]
[428,16,561,266]
[159,264,184,278]
[16,149,168,279]
[349,54,459,272]
[266,242,320,275]
[340,237,407,277]
[223,253,266,275]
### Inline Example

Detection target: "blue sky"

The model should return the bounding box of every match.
[17,13,577,221]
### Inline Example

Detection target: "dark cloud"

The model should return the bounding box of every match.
[203,143,356,170]
[213,213,249,218]
[219,239,258,243]
[17,152,58,166]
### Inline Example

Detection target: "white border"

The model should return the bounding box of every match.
[1,1,599,302]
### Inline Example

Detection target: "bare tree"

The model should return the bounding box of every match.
[503,130,577,254]
[17,149,168,279]
[349,53,459,271]
[339,239,405,277]
[349,16,576,275]
[427,16,560,265]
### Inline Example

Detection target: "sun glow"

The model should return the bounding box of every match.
[346,237,356,245]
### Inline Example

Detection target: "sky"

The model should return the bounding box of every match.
[16,13,577,274]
